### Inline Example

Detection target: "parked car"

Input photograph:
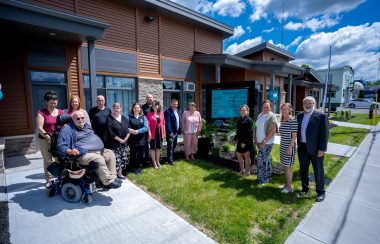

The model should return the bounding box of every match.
[345,98,379,109]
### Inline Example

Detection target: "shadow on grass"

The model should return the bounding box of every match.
[187,160,312,204]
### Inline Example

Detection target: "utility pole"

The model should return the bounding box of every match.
[322,46,332,113]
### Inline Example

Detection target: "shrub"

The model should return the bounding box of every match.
[212,147,221,157]
[344,110,350,119]
[222,133,229,141]
[222,143,235,152]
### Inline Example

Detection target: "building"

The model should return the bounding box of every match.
[316,65,355,109]
[0,0,234,156]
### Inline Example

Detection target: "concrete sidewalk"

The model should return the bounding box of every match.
[330,120,379,130]
[286,125,380,244]
[274,136,357,157]
[3,153,215,244]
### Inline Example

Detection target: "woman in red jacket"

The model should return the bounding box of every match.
[146,101,166,169]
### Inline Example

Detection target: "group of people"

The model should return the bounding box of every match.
[37,90,328,202]
[36,91,202,190]
[234,96,329,202]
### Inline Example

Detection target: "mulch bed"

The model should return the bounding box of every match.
[0,202,10,244]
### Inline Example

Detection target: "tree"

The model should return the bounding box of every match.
[301,64,310,69]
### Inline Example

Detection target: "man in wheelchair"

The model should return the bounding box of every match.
[57,111,122,189]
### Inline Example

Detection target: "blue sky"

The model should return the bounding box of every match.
[171,0,380,81]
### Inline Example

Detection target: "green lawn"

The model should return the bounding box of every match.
[329,126,369,147]
[129,144,347,243]
[346,113,380,125]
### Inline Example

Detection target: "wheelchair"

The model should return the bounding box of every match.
[46,114,99,204]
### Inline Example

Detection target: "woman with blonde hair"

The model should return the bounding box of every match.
[279,103,298,193]
[64,95,90,125]
[181,102,202,160]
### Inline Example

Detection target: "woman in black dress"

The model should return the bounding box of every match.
[128,102,149,174]
[106,103,130,179]
[234,104,254,176]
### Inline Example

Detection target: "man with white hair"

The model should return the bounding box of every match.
[296,96,329,202]
[57,111,121,189]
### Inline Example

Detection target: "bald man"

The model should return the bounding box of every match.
[89,95,111,146]
[57,111,121,189]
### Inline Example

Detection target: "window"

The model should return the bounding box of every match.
[30,70,65,83]
[83,75,137,116]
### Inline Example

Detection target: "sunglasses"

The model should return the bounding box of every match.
[76,117,85,120]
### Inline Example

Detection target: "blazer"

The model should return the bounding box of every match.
[297,110,329,154]
[164,108,181,136]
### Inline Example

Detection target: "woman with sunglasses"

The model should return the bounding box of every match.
[146,100,166,169]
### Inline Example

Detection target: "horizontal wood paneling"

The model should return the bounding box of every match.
[161,17,194,60]
[139,52,159,74]
[138,10,159,74]
[0,46,31,136]
[26,0,75,14]
[195,28,222,54]
[78,0,136,51]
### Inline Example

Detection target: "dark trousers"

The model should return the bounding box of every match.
[298,143,325,195]
[144,132,150,163]
[166,135,178,163]
[129,144,145,170]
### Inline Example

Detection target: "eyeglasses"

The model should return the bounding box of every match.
[76,117,85,120]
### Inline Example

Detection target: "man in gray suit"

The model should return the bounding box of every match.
[297,96,329,202]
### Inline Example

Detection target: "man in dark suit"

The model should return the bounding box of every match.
[164,99,181,165]
[297,96,329,202]
[141,94,154,165]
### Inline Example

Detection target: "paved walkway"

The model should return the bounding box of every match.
[2,152,214,244]
[286,123,380,244]
[330,120,376,130]
[274,136,357,158]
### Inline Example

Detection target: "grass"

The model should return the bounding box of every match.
[346,113,380,125]
[329,126,369,147]
[129,144,348,243]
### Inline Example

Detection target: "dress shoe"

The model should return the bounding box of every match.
[168,161,175,166]
[316,193,326,202]
[108,180,121,189]
[298,189,309,197]
[114,178,123,183]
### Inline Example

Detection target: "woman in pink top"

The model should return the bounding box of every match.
[146,101,166,169]
[181,102,202,160]
[35,91,63,188]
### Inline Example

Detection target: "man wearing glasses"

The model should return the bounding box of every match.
[57,111,122,189]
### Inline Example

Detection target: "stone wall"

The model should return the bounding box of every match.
[138,78,163,105]
[4,135,36,157]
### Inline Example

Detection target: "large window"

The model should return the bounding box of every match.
[83,75,137,116]
[163,80,195,115]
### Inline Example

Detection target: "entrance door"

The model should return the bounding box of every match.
[31,85,67,124]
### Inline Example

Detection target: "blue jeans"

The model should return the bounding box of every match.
[257,144,273,184]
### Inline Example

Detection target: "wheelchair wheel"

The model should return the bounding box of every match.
[61,183,82,203]
[81,194,93,205]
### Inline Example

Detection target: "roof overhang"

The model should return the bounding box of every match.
[0,0,110,42]
[124,0,233,38]
[289,79,324,88]
[235,42,296,61]
[194,54,303,76]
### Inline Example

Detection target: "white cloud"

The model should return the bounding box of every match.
[228,25,246,40]
[293,22,380,81]
[262,27,274,33]
[286,16,340,31]
[247,26,252,33]
[213,0,246,17]
[224,36,264,54]
[286,36,303,49]
[169,0,245,18]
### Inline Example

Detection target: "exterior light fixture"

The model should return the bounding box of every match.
[144,16,155,22]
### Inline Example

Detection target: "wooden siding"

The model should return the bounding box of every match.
[78,0,136,51]
[160,17,194,60]
[195,28,222,54]
[26,0,75,14]
[0,46,32,136]
[221,67,245,83]
[137,10,159,74]
[67,44,80,98]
